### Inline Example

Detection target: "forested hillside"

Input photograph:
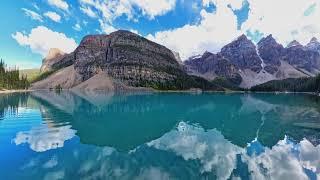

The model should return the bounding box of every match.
[0,59,29,90]
[251,74,320,92]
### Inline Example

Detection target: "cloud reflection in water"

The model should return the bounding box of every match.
[14,124,76,152]
[15,121,320,180]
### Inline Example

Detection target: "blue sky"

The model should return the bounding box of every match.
[0,0,319,69]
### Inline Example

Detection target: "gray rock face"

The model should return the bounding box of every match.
[283,42,320,71]
[220,35,262,73]
[184,51,242,85]
[257,35,284,74]
[36,30,220,91]
[258,37,320,73]
[72,30,182,86]
[184,35,320,88]
[40,48,66,72]
[287,40,303,48]
[306,37,320,54]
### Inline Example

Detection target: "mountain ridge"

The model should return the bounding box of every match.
[185,34,320,88]
[32,30,223,91]
[33,30,320,90]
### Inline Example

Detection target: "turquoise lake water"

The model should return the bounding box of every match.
[0,91,319,180]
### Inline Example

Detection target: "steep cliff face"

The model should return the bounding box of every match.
[257,35,284,74]
[306,37,320,54]
[220,35,262,73]
[283,41,320,73]
[184,35,319,88]
[184,52,242,85]
[33,30,221,91]
[73,30,182,86]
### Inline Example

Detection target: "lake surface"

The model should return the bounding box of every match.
[0,91,319,180]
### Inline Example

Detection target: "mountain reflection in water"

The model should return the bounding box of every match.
[0,91,319,180]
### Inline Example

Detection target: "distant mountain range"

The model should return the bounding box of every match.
[185,35,320,88]
[32,30,320,91]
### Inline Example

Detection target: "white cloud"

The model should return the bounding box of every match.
[147,0,242,60]
[202,0,244,10]
[241,0,320,46]
[22,8,43,22]
[48,0,69,11]
[79,0,177,33]
[129,29,140,35]
[12,26,78,57]
[44,11,61,22]
[72,23,82,31]
[98,20,117,34]
[82,0,176,19]
[80,6,97,18]
[32,3,40,11]
[146,0,320,59]
[132,0,176,19]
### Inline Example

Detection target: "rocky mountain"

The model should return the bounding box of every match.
[34,30,320,90]
[40,48,66,72]
[184,34,320,88]
[32,30,222,91]
[306,37,320,53]
[220,35,262,73]
[286,40,303,48]
[257,35,284,74]
[184,51,242,85]
[283,40,320,74]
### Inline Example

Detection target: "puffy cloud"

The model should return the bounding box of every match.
[12,26,78,57]
[147,0,320,59]
[79,0,176,33]
[241,0,320,45]
[202,0,244,10]
[132,0,176,19]
[72,23,81,31]
[48,0,69,11]
[21,8,43,22]
[44,11,61,22]
[147,0,242,60]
